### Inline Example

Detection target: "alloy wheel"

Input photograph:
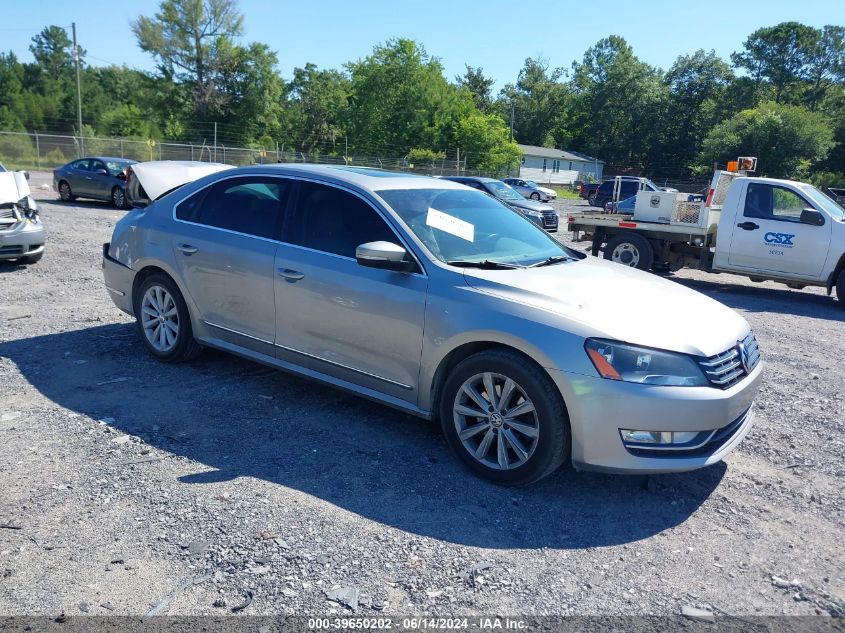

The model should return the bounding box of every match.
[141,285,180,352]
[59,182,71,201]
[112,187,125,208]
[453,372,540,470]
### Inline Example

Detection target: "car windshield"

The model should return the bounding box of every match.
[483,180,523,201]
[104,160,132,175]
[800,183,845,221]
[378,188,574,267]
[525,180,539,187]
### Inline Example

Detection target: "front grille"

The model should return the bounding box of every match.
[698,332,760,389]
[542,210,559,229]
[624,407,752,458]
[0,206,20,230]
[0,245,24,255]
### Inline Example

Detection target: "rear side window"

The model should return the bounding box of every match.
[179,177,289,239]
[287,181,397,258]
[73,159,91,171]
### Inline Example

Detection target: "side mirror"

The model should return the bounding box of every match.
[355,241,414,272]
[96,168,109,176]
[799,208,825,226]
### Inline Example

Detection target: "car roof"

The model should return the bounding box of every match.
[84,156,137,163]
[442,176,498,184]
[227,164,469,192]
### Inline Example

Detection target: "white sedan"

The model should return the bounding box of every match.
[503,178,557,202]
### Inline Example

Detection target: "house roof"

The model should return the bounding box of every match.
[517,144,605,164]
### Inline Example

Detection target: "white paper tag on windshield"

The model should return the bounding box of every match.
[426,208,474,242]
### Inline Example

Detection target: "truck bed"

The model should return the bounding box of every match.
[568,212,717,239]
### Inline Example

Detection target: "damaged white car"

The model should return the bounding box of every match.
[0,169,44,264]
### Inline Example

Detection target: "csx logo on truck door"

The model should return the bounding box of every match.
[764,232,795,246]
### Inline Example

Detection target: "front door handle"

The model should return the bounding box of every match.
[177,243,198,255]
[278,268,304,281]
[737,221,759,231]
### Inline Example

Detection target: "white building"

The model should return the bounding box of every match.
[516,144,604,185]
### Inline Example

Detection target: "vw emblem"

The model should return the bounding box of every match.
[737,341,751,373]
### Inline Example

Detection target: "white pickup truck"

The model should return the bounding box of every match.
[567,169,845,305]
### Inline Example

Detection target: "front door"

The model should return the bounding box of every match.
[727,182,832,278]
[88,159,113,200]
[273,180,428,403]
[169,176,291,355]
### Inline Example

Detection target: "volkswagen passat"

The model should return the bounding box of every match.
[103,163,762,485]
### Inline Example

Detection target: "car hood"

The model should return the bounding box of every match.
[502,197,553,212]
[462,256,749,357]
[131,160,232,200]
[0,171,30,205]
[537,186,556,195]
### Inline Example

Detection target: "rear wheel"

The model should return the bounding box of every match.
[111,186,127,209]
[58,181,75,202]
[587,194,598,207]
[604,232,654,271]
[134,273,202,362]
[439,349,569,486]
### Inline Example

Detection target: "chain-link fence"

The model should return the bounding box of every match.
[0,130,491,177]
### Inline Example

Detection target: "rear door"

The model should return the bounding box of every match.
[67,159,91,195]
[169,175,291,355]
[727,181,832,278]
[273,180,428,403]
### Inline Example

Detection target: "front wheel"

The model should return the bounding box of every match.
[836,270,845,308]
[134,273,203,362]
[530,192,541,201]
[604,232,654,271]
[439,349,569,485]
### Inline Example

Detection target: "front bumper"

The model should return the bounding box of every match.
[0,220,45,260]
[550,361,763,474]
[102,242,135,315]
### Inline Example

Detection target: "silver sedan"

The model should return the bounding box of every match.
[103,164,761,484]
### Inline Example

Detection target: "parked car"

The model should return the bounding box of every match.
[442,176,558,232]
[578,181,600,200]
[0,168,45,264]
[53,157,137,208]
[589,177,666,208]
[104,162,762,485]
[502,178,557,202]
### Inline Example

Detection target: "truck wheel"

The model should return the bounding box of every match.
[836,271,845,307]
[604,233,654,271]
[588,194,598,207]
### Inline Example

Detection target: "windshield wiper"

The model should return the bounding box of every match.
[447,259,524,270]
[528,255,572,268]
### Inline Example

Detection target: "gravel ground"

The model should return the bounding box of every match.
[0,172,843,619]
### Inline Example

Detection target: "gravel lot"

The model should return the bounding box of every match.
[0,172,843,619]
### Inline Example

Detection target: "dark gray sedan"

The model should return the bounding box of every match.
[53,157,137,208]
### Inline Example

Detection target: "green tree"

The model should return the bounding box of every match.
[498,57,567,147]
[345,39,471,155]
[568,36,666,168]
[132,0,244,118]
[731,22,820,103]
[286,63,350,154]
[697,102,833,179]
[29,26,79,87]
[456,65,495,113]
[454,111,521,174]
[805,25,845,110]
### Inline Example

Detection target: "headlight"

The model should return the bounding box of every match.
[584,339,708,387]
[522,209,543,218]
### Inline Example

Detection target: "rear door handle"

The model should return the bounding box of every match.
[177,243,198,255]
[737,221,759,231]
[278,268,304,281]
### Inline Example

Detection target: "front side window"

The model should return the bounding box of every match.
[288,181,397,258]
[73,159,91,171]
[744,183,811,222]
[378,188,576,267]
[180,176,288,239]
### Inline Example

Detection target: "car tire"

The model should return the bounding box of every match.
[134,273,203,363]
[604,232,654,271]
[111,186,127,209]
[530,192,541,201]
[836,270,845,307]
[587,194,598,207]
[58,181,75,202]
[21,252,43,265]
[439,349,569,486]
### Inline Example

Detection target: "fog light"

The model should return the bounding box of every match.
[620,430,701,445]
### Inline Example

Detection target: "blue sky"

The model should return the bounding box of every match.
[3,0,844,90]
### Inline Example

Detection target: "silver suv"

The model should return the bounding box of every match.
[103,163,762,484]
